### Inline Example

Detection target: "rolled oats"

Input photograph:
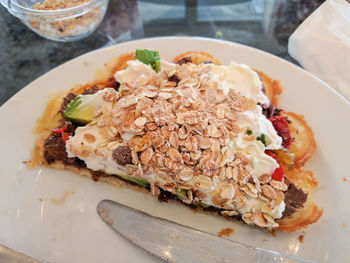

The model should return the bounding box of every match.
[140,148,153,164]
[182,190,193,204]
[190,151,201,161]
[242,213,253,225]
[263,213,275,225]
[261,185,276,200]
[181,135,200,152]
[199,137,212,149]
[274,191,284,206]
[157,142,170,153]
[225,166,233,179]
[178,125,190,139]
[258,173,271,184]
[158,92,172,100]
[145,122,158,131]
[247,183,258,194]
[167,148,182,163]
[182,152,191,165]
[116,95,138,109]
[160,126,171,140]
[224,148,235,163]
[218,167,226,180]
[178,167,194,182]
[220,183,236,200]
[153,153,165,167]
[195,175,212,190]
[269,180,288,192]
[150,182,160,196]
[169,131,180,149]
[102,89,117,102]
[211,140,221,153]
[257,194,270,203]
[151,133,165,148]
[241,185,258,198]
[134,117,148,127]
[251,213,267,228]
[164,158,183,171]
[128,135,151,152]
[207,124,222,138]
[131,151,139,165]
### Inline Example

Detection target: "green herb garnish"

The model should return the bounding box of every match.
[134,49,160,72]
[256,133,266,146]
[246,130,253,135]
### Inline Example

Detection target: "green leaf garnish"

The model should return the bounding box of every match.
[256,133,266,146]
[134,49,161,72]
[246,129,253,135]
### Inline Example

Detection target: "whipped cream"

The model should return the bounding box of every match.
[209,62,270,106]
[66,125,128,176]
[115,60,156,87]
[235,105,282,150]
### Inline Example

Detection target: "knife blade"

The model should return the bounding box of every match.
[97,200,317,263]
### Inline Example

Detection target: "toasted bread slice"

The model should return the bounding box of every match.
[277,168,323,232]
[30,51,321,232]
[256,71,283,106]
[173,51,221,65]
[281,112,317,167]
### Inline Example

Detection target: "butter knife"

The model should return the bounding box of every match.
[97,200,317,263]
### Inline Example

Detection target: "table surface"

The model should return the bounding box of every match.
[0,0,324,106]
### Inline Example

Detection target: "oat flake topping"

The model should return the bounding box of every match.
[66,59,286,229]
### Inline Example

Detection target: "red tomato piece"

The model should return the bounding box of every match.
[268,116,292,149]
[271,166,284,181]
[265,150,284,181]
[61,132,70,143]
[52,122,69,134]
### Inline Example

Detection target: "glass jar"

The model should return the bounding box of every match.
[1,0,109,42]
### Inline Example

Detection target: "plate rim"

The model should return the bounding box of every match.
[1,36,349,263]
[1,36,349,109]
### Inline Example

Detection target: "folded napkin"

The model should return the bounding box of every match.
[288,0,350,100]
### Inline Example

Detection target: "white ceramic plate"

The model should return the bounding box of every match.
[0,37,349,263]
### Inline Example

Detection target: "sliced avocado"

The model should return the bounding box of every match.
[193,201,210,208]
[114,176,212,208]
[134,49,161,72]
[63,95,96,125]
[64,89,117,125]
[117,174,150,188]
[175,187,188,201]
[174,188,211,208]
